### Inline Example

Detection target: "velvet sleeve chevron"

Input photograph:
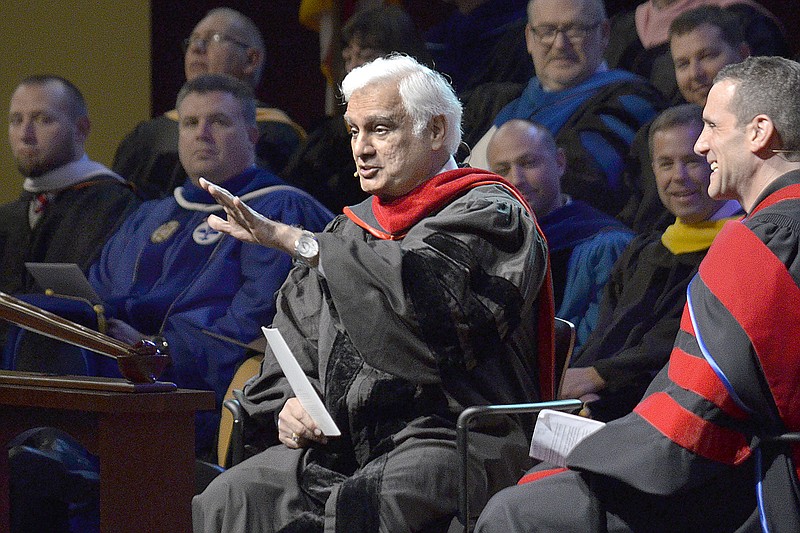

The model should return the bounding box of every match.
[557,79,666,218]
[401,231,524,372]
[567,216,800,509]
[319,185,549,398]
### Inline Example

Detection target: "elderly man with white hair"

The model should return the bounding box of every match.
[192,54,554,532]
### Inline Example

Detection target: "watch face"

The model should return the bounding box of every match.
[296,234,319,258]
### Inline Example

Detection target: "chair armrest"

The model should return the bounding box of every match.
[222,397,249,467]
[456,399,583,532]
[763,433,800,443]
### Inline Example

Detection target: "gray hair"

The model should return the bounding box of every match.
[203,7,266,86]
[527,0,607,23]
[340,54,463,155]
[176,73,257,125]
[715,56,800,161]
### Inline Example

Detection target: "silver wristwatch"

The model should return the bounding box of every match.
[293,230,319,266]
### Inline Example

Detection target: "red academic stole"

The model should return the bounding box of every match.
[344,168,557,401]
[636,184,800,475]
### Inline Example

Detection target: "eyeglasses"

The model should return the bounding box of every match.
[182,33,250,54]
[528,23,600,45]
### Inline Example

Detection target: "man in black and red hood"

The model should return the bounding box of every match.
[193,54,554,532]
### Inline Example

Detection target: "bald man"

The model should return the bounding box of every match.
[487,119,632,349]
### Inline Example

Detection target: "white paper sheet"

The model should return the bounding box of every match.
[262,327,341,437]
[529,409,605,467]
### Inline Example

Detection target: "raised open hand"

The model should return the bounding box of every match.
[199,177,302,255]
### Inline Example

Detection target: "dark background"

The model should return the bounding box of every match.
[150,1,799,131]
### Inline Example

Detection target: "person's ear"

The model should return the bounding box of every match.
[750,114,775,153]
[243,48,263,79]
[247,124,259,145]
[75,116,90,144]
[738,42,751,60]
[525,23,537,58]
[598,19,611,49]
[429,115,446,150]
[556,147,567,177]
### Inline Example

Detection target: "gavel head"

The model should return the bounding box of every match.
[116,337,171,383]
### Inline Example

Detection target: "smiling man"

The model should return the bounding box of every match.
[112,7,305,200]
[466,0,665,220]
[615,6,752,234]
[561,104,741,422]
[193,55,554,532]
[477,56,800,533]
[669,6,750,107]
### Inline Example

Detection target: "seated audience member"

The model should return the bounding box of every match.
[561,103,742,421]
[423,0,530,95]
[487,119,633,349]
[282,5,432,214]
[616,5,751,234]
[193,55,554,532]
[113,7,305,200]
[0,75,139,296]
[7,73,332,533]
[466,0,666,221]
[668,5,750,108]
[478,56,800,532]
[14,74,333,452]
[605,0,788,104]
[1,75,139,533]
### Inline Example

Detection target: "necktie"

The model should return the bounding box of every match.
[29,192,55,227]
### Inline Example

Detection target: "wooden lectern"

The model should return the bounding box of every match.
[0,372,214,532]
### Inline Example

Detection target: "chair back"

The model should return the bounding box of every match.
[217,354,263,467]
[553,317,576,399]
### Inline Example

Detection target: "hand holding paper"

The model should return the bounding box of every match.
[262,327,341,437]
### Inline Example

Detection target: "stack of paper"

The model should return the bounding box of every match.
[529,409,605,467]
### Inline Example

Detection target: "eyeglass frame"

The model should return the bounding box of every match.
[527,22,601,45]
[182,33,251,54]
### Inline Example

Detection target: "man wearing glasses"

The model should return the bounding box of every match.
[112,8,305,200]
[467,0,666,223]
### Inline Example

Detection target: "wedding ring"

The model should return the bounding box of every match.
[291,432,300,443]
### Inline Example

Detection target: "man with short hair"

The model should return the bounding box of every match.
[561,104,742,422]
[113,7,305,200]
[477,56,800,532]
[669,6,750,107]
[88,74,331,452]
[487,119,632,349]
[615,6,752,234]
[1,74,141,533]
[193,55,553,532]
[466,0,666,220]
[7,72,332,533]
[0,75,139,296]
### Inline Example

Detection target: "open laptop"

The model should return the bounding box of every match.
[25,262,101,304]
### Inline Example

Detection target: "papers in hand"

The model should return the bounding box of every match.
[261,327,341,437]
[529,409,605,467]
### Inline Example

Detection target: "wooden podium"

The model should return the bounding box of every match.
[0,372,215,532]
